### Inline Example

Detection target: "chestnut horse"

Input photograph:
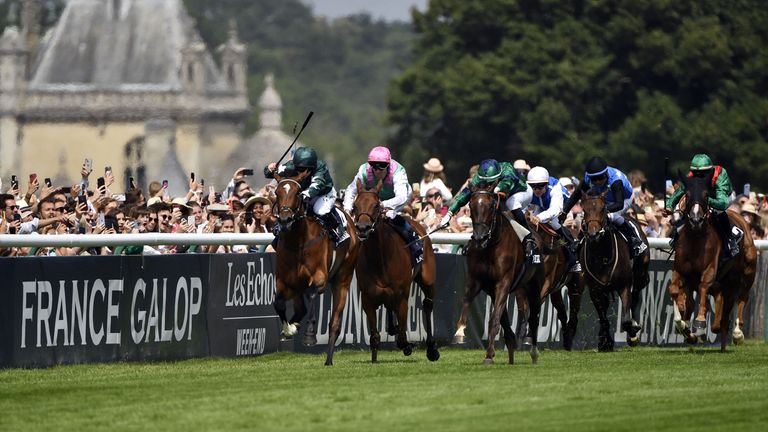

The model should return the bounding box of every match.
[351,179,440,363]
[515,222,585,350]
[668,175,756,350]
[273,178,360,366]
[452,188,544,364]
[580,192,649,351]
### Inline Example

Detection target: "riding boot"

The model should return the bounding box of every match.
[715,211,742,258]
[512,208,540,264]
[556,227,582,272]
[617,220,648,258]
[321,210,349,248]
[393,215,424,266]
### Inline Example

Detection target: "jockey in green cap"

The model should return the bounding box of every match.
[665,153,743,258]
[265,146,350,247]
[442,159,540,263]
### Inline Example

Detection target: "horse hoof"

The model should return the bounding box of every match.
[403,345,413,356]
[733,329,745,345]
[686,334,699,345]
[694,320,707,337]
[324,359,333,366]
[427,348,441,362]
[281,322,298,339]
[530,347,539,365]
[628,336,639,347]
[523,337,533,347]
[452,334,466,345]
[483,358,494,365]
[302,334,317,347]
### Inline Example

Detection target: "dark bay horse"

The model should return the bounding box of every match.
[669,175,757,350]
[580,192,649,351]
[273,178,360,366]
[351,179,440,363]
[452,189,544,364]
[515,222,585,350]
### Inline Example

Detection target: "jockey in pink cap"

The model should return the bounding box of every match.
[343,146,423,264]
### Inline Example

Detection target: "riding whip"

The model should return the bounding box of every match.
[404,222,450,248]
[276,111,314,166]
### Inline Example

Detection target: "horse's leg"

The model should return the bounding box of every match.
[485,281,511,364]
[362,296,380,363]
[669,271,697,344]
[717,287,737,352]
[325,276,352,366]
[301,285,320,347]
[564,276,584,351]
[589,286,613,352]
[694,267,717,338]
[550,288,569,350]
[417,277,440,362]
[386,308,398,336]
[733,283,750,345]
[526,283,542,365]
[395,292,413,356]
[453,279,481,344]
[275,288,298,339]
[516,289,530,349]
[619,282,639,347]
[499,307,516,364]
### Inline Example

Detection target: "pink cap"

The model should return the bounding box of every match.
[367,146,391,163]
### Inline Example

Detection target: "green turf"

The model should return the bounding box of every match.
[1,343,767,432]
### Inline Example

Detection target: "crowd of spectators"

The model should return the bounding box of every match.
[2,156,767,257]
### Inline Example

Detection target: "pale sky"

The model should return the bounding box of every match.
[305,0,429,22]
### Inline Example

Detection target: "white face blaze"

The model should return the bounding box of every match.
[282,184,291,195]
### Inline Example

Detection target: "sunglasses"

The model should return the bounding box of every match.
[7,205,19,210]
[530,183,548,190]
[54,207,67,213]
[149,217,158,222]
[427,193,442,199]
[159,215,172,220]
[369,162,389,171]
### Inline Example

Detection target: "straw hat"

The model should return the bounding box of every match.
[146,196,163,207]
[422,158,444,172]
[171,197,190,208]
[513,159,531,171]
[245,194,272,210]
[741,203,760,217]
[19,206,34,219]
[207,203,229,212]
[636,213,648,225]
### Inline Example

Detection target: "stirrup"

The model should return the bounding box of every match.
[569,262,582,273]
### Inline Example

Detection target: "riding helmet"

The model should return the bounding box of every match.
[689,154,714,171]
[585,156,608,177]
[293,147,317,170]
[478,159,502,182]
[527,166,550,184]
[367,146,391,163]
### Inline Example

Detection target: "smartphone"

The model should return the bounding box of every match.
[97,212,106,227]
[29,173,38,184]
[11,175,18,189]
[104,215,118,231]
[245,211,253,225]
[242,169,254,176]
[77,194,87,207]
[190,172,195,182]
[97,177,105,189]
[743,183,750,196]
[128,176,136,190]
[162,180,169,189]
[84,158,93,173]
[665,180,672,190]
[45,177,52,188]
[200,178,205,186]
[13,213,21,221]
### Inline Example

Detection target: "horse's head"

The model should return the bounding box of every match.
[582,190,609,240]
[682,174,710,231]
[352,178,383,240]
[468,185,499,248]
[275,179,304,230]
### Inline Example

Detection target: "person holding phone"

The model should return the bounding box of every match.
[221,167,255,202]
[664,154,743,259]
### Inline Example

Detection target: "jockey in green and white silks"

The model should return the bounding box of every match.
[442,159,540,262]
[526,166,581,272]
[264,146,349,247]
[665,153,743,258]
[561,156,648,258]
[343,146,423,264]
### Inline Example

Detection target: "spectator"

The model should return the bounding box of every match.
[513,159,531,178]
[419,158,453,201]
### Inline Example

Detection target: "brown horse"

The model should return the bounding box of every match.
[452,188,544,364]
[351,179,440,363]
[668,175,757,350]
[273,178,360,366]
[580,192,649,351]
[515,222,585,350]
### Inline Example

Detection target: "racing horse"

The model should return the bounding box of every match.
[668,175,756,350]
[351,179,440,363]
[452,187,544,364]
[515,222,585,351]
[580,191,649,351]
[273,178,360,366]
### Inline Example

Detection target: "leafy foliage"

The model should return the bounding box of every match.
[389,0,768,191]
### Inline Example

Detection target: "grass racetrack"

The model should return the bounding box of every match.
[2,342,767,431]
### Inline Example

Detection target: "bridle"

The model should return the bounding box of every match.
[276,179,306,229]
[469,190,501,248]
[353,189,383,239]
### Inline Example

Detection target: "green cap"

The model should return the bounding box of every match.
[478,159,502,182]
[690,154,713,171]
[293,147,317,170]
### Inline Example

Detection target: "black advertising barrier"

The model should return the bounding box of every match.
[0,256,209,368]
[206,254,281,357]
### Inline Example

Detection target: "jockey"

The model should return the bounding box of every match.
[264,146,350,247]
[343,146,423,264]
[665,153,743,258]
[527,166,582,272]
[560,156,648,258]
[442,159,540,262]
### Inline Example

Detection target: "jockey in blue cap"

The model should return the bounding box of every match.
[343,146,423,264]
[560,156,648,258]
[527,166,581,272]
